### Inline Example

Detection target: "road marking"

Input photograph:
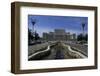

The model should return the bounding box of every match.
[63,43,87,58]
[67,45,87,58]
[28,45,50,60]
[28,42,58,60]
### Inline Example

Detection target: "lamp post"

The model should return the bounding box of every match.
[82,23,85,36]
[31,18,36,32]
[31,18,37,39]
[81,22,86,44]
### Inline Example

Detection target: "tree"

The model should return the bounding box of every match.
[34,31,40,41]
[77,33,88,41]
[84,34,88,41]
[28,29,34,43]
[77,33,83,41]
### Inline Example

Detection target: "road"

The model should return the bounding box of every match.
[28,41,87,60]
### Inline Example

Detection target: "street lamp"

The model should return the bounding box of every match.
[31,18,36,33]
[82,23,85,36]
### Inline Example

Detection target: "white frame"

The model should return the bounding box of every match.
[20,6,95,70]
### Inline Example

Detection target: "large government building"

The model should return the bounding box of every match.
[43,29,76,41]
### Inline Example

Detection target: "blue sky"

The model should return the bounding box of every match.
[28,15,88,37]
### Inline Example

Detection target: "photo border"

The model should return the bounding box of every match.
[11,2,98,74]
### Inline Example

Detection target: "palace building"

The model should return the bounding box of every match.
[43,29,76,41]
